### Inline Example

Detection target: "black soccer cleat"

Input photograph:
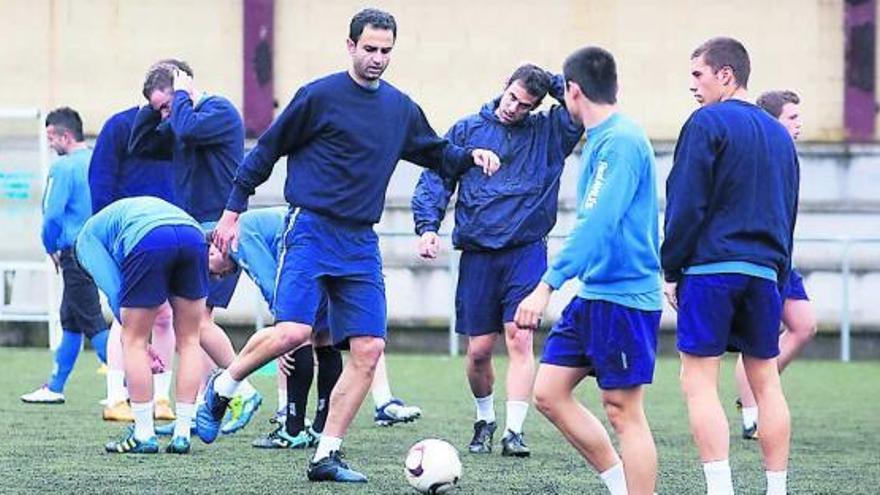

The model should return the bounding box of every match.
[500,430,531,457]
[307,451,367,482]
[468,420,496,454]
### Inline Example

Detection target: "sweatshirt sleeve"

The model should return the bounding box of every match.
[232,217,281,305]
[542,140,641,289]
[169,92,242,146]
[41,163,71,254]
[546,74,585,160]
[76,228,122,320]
[89,117,124,214]
[128,106,174,157]
[226,86,318,213]
[661,116,715,282]
[401,100,475,181]
[411,121,466,235]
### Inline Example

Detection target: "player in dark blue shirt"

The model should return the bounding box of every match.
[201,8,500,483]
[662,38,798,495]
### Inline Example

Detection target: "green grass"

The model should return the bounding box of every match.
[0,348,877,494]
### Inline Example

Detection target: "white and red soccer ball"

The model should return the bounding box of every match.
[404,439,462,494]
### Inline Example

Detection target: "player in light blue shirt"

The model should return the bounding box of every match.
[514,47,662,494]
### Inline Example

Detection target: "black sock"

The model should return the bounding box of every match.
[313,345,342,433]
[285,344,314,436]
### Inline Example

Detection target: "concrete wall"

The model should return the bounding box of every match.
[0,0,872,141]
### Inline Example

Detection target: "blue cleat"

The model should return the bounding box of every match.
[105,427,159,454]
[307,451,367,482]
[374,398,422,427]
[195,370,231,444]
[221,391,264,435]
[165,435,191,454]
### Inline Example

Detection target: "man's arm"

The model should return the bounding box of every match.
[233,216,283,306]
[40,164,69,255]
[128,106,174,156]
[76,229,122,320]
[661,117,714,283]
[411,121,466,237]
[546,73,585,158]
[169,92,242,146]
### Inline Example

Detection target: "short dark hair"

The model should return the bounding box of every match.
[142,59,194,99]
[349,8,396,43]
[756,90,800,118]
[45,107,84,141]
[506,64,551,105]
[563,46,618,105]
[691,37,751,89]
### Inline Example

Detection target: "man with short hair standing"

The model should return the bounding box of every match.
[662,38,799,495]
[515,46,663,495]
[21,108,110,405]
[206,8,500,483]
[413,63,582,458]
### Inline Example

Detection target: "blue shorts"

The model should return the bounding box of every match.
[677,274,781,358]
[120,224,209,308]
[201,221,241,308]
[455,240,547,336]
[273,209,385,349]
[541,297,660,390]
[781,269,809,301]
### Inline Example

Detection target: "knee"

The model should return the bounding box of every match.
[468,343,494,366]
[350,337,385,369]
[533,386,558,419]
[506,331,534,359]
[602,399,627,432]
[277,325,310,351]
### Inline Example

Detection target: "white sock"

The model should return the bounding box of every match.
[237,379,257,400]
[277,387,286,412]
[313,435,342,462]
[474,393,495,423]
[131,401,155,441]
[214,370,240,398]
[599,462,627,495]
[174,403,195,440]
[196,390,205,406]
[505,400,529,434]
[766,470,787,495]
[703,459,734,495]
[107,370,127,404]
[153,372,172,401]
[372,380,393,407]
[742,406,758,428]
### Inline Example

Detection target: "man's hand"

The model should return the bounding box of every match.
[471,149,501,176]
[514,282,553,330]
[663,281,679,311]
[417,231,441,259]
[214,210,241,255]
[278,351,296,376]
[172,68,194,97]
[49,252,61,274]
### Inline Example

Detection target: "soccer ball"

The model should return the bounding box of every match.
[404,439,462,494]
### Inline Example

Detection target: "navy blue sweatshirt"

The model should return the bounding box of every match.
[411,74,583,251]
[89,107,175,213]
[662,99,800,283]
[226,72,475,223]
[130,92,244,223]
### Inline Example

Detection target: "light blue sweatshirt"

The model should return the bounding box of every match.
[231,207,288,306]
[42,148,93,253]
[75,196,200,316]
[542,113,662,311]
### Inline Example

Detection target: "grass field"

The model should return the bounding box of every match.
[0,348,877,494]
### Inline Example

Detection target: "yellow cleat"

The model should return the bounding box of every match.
[154,398,176,421]
[96,364,108,375]
[103,400,135,422]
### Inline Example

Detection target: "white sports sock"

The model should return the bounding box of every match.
[174,403,195,440]
[372,380,393,407]
[766,470,787,495]
[214,370,240,398]
[599,462,627,495]
[505,401,529,434]
[703,459,734,495]
[742,406,758,428]
[474,393,495,423]
[195,390,205,406]
[313,435,342,462]
[107,370,127,404]
[277,387,286,412]
[131,401,155,441]
[237,379,257,399]
[153,372,172,401]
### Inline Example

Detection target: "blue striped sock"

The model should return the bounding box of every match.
[48,330,83,393]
